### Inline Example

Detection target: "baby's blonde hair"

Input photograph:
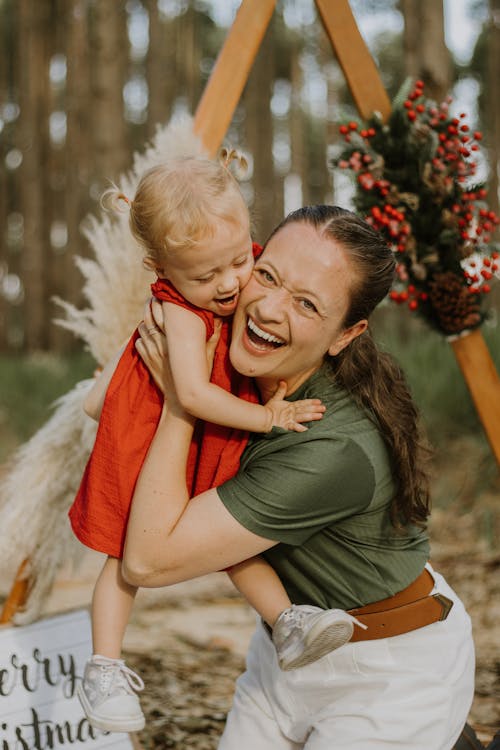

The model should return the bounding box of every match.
[106,154,249,267]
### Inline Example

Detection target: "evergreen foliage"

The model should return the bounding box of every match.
[331,79,499,336]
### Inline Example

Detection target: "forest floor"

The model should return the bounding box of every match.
[1,435,499,748]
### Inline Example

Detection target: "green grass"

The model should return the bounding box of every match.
[0,350,96,464]
[372,311,500,441]
[372,310,500,520]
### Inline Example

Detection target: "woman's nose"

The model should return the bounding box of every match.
[255,288,287,322]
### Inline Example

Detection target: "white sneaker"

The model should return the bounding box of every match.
[272,605,365,671]
[77,655,145,732]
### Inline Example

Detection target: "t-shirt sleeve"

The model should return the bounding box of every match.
[217,435,376,545]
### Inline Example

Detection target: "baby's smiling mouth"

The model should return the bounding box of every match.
[216,293,238,306]
[247,317,285,349]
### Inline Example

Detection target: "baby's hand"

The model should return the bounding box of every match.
[264,380,326,433]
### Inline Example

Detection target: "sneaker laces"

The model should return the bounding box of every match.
[282,606,307,629]
[97,661,145,695]
[280,605,367,633]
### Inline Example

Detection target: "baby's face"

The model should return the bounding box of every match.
[159,218,254,316]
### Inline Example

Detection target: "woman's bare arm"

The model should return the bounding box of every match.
[122,311,276,587]
[122,401,277,588]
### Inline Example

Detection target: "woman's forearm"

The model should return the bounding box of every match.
[122,403,194,583]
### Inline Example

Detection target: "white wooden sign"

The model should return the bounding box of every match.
[0,609,134,750]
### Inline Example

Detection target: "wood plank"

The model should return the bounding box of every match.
[450,330,500,468]
[315,0,391,122]
[193,0,277,155]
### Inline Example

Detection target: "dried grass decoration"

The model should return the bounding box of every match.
[331,80,499,336]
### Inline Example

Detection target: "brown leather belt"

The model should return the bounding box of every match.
[347,568,453,642]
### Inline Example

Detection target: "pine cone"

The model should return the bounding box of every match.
[427,271,481,334]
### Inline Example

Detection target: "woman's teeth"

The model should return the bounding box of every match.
[247,318,285,348]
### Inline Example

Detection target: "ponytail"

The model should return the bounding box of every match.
[331,332,431,528]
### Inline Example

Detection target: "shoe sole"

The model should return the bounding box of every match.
[76,683,146,733]
[280,614,354,671]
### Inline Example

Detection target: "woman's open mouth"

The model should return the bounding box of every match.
[246,317,286,350]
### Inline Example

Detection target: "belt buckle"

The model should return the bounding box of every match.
[432,593,454,621]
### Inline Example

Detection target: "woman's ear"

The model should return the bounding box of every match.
[328,319,368,357]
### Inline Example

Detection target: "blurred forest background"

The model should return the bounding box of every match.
[0,0,499,508]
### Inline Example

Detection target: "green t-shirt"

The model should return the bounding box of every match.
[217,365,429,610]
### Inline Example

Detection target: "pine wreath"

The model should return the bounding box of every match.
[331,79,499,336]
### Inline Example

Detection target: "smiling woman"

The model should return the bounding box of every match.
[228,220,367,391]
[124,204,475,749]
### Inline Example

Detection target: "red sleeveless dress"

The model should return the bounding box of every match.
[69,247,261,558]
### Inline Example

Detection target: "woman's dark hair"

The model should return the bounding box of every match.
[268,205,430,529]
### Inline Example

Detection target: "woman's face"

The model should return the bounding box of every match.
[229,221,367,396]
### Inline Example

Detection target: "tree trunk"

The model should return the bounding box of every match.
[289,34,307,210]
[400,0,451,102]
[244,18,277,243]
[60,0,93,346]
[145,0,175,136]
[89,0,129,193]
[487,0,500,216]
[17,0,52,351]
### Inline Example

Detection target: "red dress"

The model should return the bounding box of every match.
[69,250,260,558]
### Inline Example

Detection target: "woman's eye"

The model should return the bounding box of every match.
[195,276,213,284]
[256,268,274,284]
[299,298,317,312]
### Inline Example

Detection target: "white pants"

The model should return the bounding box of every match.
[218,566,475,750]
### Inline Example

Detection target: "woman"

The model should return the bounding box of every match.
[123,205,475,749]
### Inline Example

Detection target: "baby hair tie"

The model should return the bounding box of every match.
[220,146,248,176]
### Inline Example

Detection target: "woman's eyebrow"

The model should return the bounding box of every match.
[261,260,326,308]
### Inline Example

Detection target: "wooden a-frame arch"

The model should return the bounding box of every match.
[1,0,499,626]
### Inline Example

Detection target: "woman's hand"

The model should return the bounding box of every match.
[135,300,222,416]
[135,300,172,396]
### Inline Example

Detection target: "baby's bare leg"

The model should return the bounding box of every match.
[92,556,137,658]
[227,555,291,627]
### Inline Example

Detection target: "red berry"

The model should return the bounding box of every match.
[408,299,418,311]
[407,111,417,121]
[339,124,349,135]
[348,121,358,130]
[482,284,491,293]
[473,131,483,140]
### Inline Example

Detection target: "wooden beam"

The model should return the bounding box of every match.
[450,330,500,467]
[315,0,391,122]
[193,0,277,155]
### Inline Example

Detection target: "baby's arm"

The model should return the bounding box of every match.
[163,302,325,433]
